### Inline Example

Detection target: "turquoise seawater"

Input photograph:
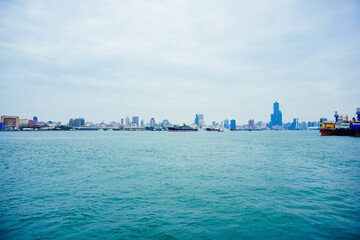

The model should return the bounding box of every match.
[0,131,359,239]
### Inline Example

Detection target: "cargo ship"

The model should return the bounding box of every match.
[350,108,360,137]
[334,122,354,136]
[167,124,198,132]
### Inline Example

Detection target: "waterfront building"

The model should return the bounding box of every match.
[68,118,85,127]
[161,119,171,127]
[28,119,37,127]
[1,116,20,129]
[320,118,327,123]
[150,118,155,127]
[270,101,283,127]
[125,117,130,126]
[224,119,230,129]
[195,114,204,126]
[19,119,29,127]
[132,116,139,126]
[248,119,255,129]
[290,118,299,129]
[256,121,267,129]
[212,121,216,127]
[308,121,317,128]
[230,119,236,130]
[121,118,124,125]
[301,121,307,130]
[141,119,144,127]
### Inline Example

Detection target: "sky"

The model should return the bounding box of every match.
[0,0,359,125]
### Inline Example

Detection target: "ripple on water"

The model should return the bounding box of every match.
[0,131,360,239]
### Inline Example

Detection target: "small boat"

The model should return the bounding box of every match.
[205,127,223,132]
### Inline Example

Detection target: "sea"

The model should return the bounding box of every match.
[0,131,359,239]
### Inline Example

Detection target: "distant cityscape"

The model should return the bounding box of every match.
[0,102,322,131]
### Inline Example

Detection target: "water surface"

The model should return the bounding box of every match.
[0,131,359,239]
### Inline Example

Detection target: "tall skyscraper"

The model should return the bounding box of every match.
[132,116,139,126]
[125,117,130,126]
[121,118,124,125]
[230,119,236,130]
[248,119,255,129]
[270,101,283,127]
[150,118,155,127]
[224,119,230,129]
[141,119,144,127]
[195,114,204,126]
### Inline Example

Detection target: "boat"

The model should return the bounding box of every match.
[205,127,223,132]
[334,121,354,136]
[167,124,198,132]
[319,117,335,136]
[350,108,360,137]
[319,111,357,136]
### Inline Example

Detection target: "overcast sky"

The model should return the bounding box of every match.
[1,0,359,124]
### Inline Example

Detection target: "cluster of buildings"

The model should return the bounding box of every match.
[0,102,320,131]
[194,102,319,131]
[0,115,66,131]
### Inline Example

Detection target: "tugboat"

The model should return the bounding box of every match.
[350,108,360,137]
[167,124,198,132]
[319,115,335,136]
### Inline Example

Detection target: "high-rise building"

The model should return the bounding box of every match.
[224,119,230,129]
[150,118,155,127]
[195,114,204,126]
[161,119,171,127]
[212,121,216,127]
[125,117,130,126]
[291,118,299,129]
[248,119,255,129]
[132,116,139,126]
[68,117,85,127]
[230,119,236,130]
[141,119,144,127]
[121,118,124,125]
[270,101,283,127]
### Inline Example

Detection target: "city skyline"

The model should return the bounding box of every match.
[3,101,357,127]
[1,1,359,124]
